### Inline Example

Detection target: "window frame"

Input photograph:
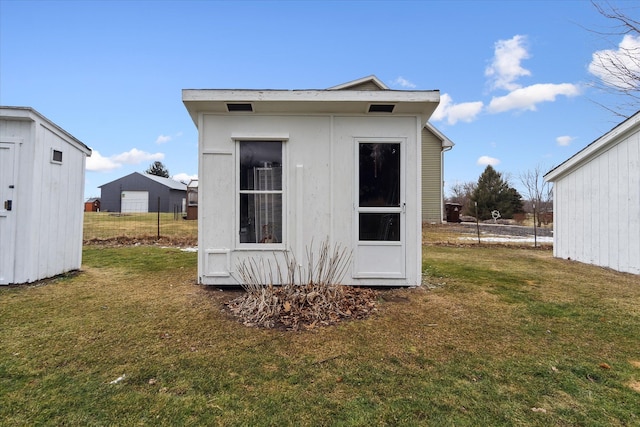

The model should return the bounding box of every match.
[50,148,63,164]
[235,138,287,250]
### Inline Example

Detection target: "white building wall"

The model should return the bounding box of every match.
[0,108,89,284]
[553,130,640,274]
[197,113,422,286]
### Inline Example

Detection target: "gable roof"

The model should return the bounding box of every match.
[425,122,455,150]
[327,75,389,91]
[328,77,454,150]
[545,110,640,182]
[0,106,92,156]
[99,172,187,191]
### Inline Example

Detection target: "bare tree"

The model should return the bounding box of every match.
[519,165,553,227]
[447,181,476,216]
[588,1,640,117]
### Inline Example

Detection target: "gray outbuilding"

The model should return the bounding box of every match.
[99,172,187,213]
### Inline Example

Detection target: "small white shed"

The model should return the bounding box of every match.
[0,107,92,285]
[183,76,441,286]
[544,111,640,275]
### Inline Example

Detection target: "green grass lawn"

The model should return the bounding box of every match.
[1,240,639,426]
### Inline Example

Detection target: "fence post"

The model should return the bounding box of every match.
[157,197,161,240]
[474,201,481,244]
[533,203,538,248]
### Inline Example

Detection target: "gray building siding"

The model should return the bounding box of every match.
[99,172,186,213]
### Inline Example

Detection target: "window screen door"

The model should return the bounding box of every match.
[354,140,406,278]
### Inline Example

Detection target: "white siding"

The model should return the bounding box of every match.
[0,108,89,284]
[197,113,422,286]
[553,129,639,274]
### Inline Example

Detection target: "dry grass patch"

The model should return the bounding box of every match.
[2,240,639,426]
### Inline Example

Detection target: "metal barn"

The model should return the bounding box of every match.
[99,172,187,213]
[0,107,91,285]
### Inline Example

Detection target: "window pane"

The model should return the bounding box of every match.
[239,193,283,243]
[359,213,400,241]
[359,143,400,207]
[240,141,282,190]
[187,189,198,206]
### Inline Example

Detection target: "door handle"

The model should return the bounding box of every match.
[4,200,12,211]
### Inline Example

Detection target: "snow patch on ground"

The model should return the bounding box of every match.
[180,247,198,252]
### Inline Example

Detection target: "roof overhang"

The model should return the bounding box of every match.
[0,106,92,156]
[425,122,455,150]
[182,89,440,126]
[544,110,640,182]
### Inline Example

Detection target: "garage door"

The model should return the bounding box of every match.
[121,191,149,213]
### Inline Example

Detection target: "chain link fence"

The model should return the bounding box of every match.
[83,207,197,246]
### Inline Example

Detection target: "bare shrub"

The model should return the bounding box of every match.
[226,240,378,330]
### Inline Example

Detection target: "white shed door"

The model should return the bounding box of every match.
[121,191,149,213]
[0,142,18,284]
[353,141,406,278]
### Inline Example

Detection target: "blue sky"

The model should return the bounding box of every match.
[1,0,638,199]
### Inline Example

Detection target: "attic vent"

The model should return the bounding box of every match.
[51,149,63,164]
[368,104,395,113]
[227,103,253,112]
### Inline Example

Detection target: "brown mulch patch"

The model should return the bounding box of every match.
[225,285,379,331]
[84,235,197,247]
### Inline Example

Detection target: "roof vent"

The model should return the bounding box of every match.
[227,103,253,112]
[368,104,395,113]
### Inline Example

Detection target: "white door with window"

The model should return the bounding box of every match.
[0,142,18,284]
[353,139,405,278]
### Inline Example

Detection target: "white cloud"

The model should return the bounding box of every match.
[172,172,198,184]
[392,76,417,89]
[487,83,581,113]
[87,148,164,172]
[111,148,164,165]
[86,150,120,172]
[556,135,574,146]
[431,93,484,125]
[485,35,531,91]
[156,134,172,144]
[588,34,640,90]
[477,156,501,166]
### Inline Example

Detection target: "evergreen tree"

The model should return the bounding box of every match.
[145,161,169,178]
[471,165,523,220]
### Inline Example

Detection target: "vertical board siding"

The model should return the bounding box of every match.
[554,130,639,274]
[1,109,89,284]
[421,127,442,223]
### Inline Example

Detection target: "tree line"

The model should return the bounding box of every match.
[448,165,552,225]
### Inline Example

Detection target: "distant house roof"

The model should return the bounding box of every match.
[545,110,640,182]
[425,122,455,150]
[327,75,389,91]
[99,172,187,191]
[85,197,100,203]
[327,77,453,150]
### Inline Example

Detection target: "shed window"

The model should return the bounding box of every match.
[51,149,63,164]
[238,141,283,244]
[187,188,198,206]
